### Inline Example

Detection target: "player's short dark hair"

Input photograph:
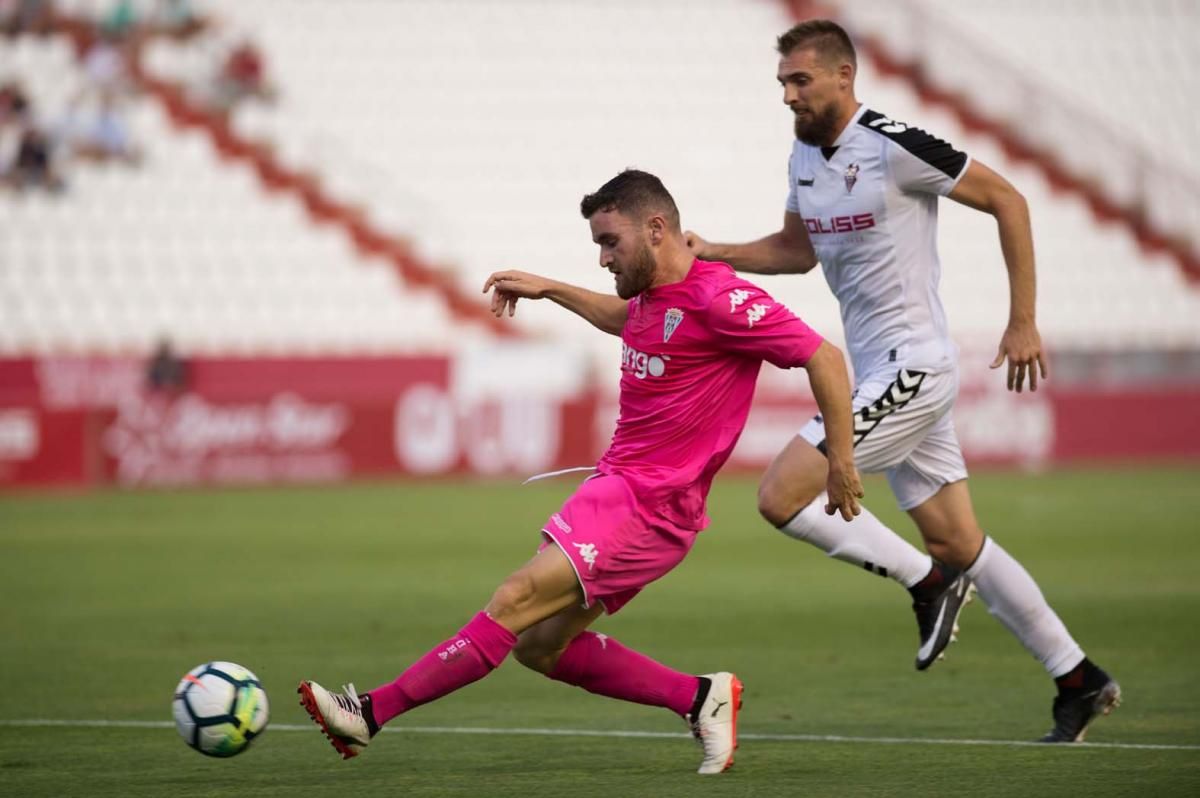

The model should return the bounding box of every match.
[580,169,681,230]
[776,19,857,68]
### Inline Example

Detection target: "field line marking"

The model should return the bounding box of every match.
[0,719,1196,752]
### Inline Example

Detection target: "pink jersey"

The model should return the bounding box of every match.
[597,259,824,531]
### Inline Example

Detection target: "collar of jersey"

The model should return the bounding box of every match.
[640,257,704,301]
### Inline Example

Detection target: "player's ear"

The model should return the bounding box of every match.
[839,61,854,89]
[647,215,666,244]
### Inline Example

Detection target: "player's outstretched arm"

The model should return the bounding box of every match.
[685,211,817,275]
[802,341,864,521]
[948,160,1049,393]
[483,270,629,336]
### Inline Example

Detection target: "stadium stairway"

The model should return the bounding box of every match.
[122,42,521,341]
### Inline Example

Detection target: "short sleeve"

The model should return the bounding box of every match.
[785,150,801,214]
[885,129,970,197]
[858,110,969,197]
[707,278,824,368]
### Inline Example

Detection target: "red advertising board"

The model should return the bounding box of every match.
[1,356,1197,490]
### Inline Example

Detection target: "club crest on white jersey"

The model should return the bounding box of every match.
[844,162,860,193]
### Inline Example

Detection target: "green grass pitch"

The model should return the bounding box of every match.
[2,467,1198,797]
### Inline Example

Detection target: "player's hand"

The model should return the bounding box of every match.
[824,460,864,522]
[482,270,553,318]
[684,230,711,259]
[990,322,1049,393]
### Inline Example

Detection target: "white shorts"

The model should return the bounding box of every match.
[799,367,969,511]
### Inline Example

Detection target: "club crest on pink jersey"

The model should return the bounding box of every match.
[844,162,860,193]
[663,308,684,343]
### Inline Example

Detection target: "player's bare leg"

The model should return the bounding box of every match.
[908,480,1120,740]
[760,436,969,667]
[513,581,741,773]
[905,479,984,569]
[512,600,606,674]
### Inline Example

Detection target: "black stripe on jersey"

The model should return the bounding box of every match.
[858,109,967,179]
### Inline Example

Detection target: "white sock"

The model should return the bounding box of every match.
[780,495,932,588]
[966,537,1085,677]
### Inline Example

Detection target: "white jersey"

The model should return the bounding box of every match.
[786,104,970,380]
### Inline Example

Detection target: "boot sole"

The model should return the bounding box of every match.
[297,681,362,760]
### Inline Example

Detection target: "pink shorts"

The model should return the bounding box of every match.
[540,474,696,614]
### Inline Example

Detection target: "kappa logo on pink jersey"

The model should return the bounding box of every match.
[622,342,670,380]
[746,303,772,328]
[728,289,751,312]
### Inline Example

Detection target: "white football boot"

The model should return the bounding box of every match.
[687,672,743,774]
[297,680,371,759]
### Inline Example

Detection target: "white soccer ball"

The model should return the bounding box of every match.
[173,661,270,757]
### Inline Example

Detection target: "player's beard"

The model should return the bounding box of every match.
[614,242,656,299]
[794,103,841,147]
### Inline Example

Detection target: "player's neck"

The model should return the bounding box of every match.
[647,242,696,291]
[820,99,861,148]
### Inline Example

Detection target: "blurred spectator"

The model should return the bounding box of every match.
[60,26,141,165]
[0,80,30,124]
[1,0,54,37]
[101,0,137,39]
[0,80,64,192]
[146,338,188,394]
[153,0,205,39]
[7,127,64,190]
[203,38,276,117]
[59,91,141,165]
[82,27,134,97]
[0,86,21,174]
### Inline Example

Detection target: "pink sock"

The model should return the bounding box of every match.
[367,611,516,727]
[547,631,700,717]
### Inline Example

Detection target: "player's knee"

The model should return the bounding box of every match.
[486,572,538,623]
[757,475,815,528]
[923,529,983,570]
[923,537,956,566]
[511,636,562,675]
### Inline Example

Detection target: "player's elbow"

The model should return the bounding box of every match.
[987,180,1028,220]
[776,250,817,275]
[794,253,819,274]
[774,237,817,274]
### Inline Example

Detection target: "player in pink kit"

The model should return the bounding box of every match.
[298,169,864,774]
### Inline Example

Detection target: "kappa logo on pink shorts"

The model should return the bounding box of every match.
[573,542,599,570]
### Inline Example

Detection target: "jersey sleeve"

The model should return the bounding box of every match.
[706,277,824,368]
[884,127,970,197]
[785,149,800,214]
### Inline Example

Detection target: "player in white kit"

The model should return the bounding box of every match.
[686,20,1120,742]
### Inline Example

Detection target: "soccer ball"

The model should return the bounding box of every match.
[173,661,270,757]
